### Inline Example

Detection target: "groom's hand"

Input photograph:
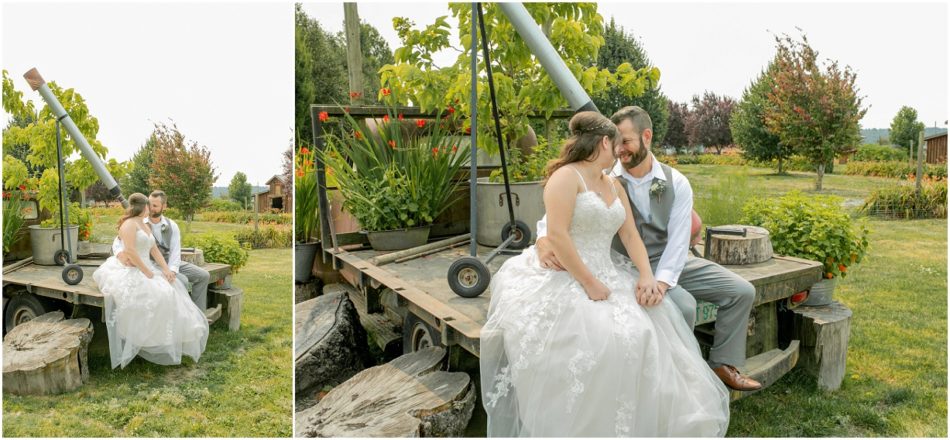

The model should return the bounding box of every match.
[536,237,565,271]
[162,269,176,283]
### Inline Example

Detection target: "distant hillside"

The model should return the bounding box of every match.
[861,127,947,145]
[212,186,268,199]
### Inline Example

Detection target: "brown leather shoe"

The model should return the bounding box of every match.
[713,365,762,391]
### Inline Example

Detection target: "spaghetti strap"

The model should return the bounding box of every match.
[607,175,620,198]
[567,165,589,192]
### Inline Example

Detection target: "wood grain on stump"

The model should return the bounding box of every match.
[295,347,476,437]
[295,291,369,396]
[792,301,852,391]
[707,225,773,265]
[3,311,94,395]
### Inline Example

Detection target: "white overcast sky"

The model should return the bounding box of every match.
[304,1,949,129]
[1,2,294,187]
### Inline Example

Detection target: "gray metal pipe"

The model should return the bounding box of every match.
[497,3,598,113]
[23,68,128,208]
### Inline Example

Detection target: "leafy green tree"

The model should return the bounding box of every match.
[732,61,792,173]
[689,91,736,154]
[2,70,123,218]
[228,171,253,209]
[764,34,866,191]
[380,3,659,155]
[594,18,668,145]
[148,122,218,223]
[122,134,156,196]
[889,106,925,157]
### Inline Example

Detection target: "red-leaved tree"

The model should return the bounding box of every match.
[764,34,866,191]
[665,101,692,151]
[689,91,736,154]
[149,122,218,223]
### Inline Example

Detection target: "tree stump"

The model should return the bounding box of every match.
[181,249,206,266]
[295,291,369,396]
[706,225,773,265]
[3,311,94,395]
[296,347,476,437]
[792,301,852,391]
[296,278,323,304]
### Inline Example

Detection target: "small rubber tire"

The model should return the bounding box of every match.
[402,313,443,354]
[53,249,71,266]
[501,220,532,250]
[447,256,491,298]
[62,264,84,285]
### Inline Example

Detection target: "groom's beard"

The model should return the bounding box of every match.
[620,135,650,170]
[150,211,162,219]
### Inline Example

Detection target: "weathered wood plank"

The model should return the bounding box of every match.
[295,292,369,395]
[295,347,476,437]
[729,340,800,401]
[3,311,94,395]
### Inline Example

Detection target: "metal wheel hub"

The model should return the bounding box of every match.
[457,267,479,288]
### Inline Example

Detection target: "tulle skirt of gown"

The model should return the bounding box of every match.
[93,257,209,369]
[480,248,730,437]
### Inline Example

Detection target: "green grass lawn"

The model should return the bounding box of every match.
[674,164,947,437]
[2,247,293,437]
[90,214,249,244]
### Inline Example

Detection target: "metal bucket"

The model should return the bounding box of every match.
[367,226,431,251]
[803,277,837,306]
[475,178,544,247]
[28,225,79,265]
[294,241,320,283]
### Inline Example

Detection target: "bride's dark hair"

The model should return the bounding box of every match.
[117,193,149,229]
[544,111,620,184]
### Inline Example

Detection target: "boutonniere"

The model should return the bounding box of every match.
[649,178,668,199]
[160,223,167,232]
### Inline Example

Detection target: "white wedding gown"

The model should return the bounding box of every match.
[480,190,730,437]
[93,219,209,369]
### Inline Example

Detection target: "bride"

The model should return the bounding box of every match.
[479,112,730,437]
[93,192,208,369]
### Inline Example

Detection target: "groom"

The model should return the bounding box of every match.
[535,105,762,391]
[146,190,211,310]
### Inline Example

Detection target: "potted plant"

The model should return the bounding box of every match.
[71,205,93,256]
[476,138,561,247]
[2,189,28,259]
[318,92,470,251]
[740,191,870,305]
[294,144,320,283]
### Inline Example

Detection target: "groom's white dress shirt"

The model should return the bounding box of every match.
[152,215,183,274]
[536,156,693,288]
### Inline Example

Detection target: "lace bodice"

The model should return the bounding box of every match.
[568,191,626,268]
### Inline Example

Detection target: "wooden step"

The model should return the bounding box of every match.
[729,340,800,401]
[204,304,222,325]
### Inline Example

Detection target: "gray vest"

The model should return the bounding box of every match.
[151,218,173,262]
[611,163,676,263]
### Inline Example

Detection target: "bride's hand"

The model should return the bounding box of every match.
[162,269,176,283]
[143,269,155,279]
[636,276,659,306]
[582,278,610,301]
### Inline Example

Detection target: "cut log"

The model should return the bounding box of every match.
[210,287,243,332]
[706,225,773,265]
[295,291,369,396]
[792,301,852,391]
[296,278,323,304]
[3,311,94,395]
[181,249,206,266]
[296,347,476,437]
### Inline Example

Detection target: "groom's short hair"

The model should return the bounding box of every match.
[149,190,167,205]
[610,106,653,134]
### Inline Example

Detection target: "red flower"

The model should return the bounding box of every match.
[354,131,363,140]
[452,145,458,153]
[18,184,26,191]
[838,264,847,272]
[398,113,404,121]
[416,119,426,128]
[344,107,350,113]
[318,111,329,122]
[447,106,455,114]
[432,147,439,156]
[465,126,472,135]
[296,169,304,177]
[382,114,390,122]
[381,88,391,96]
[388,140,396,149]
[300,147,310,155]
[349,91,362,98]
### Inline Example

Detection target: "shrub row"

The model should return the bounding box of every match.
[195,210,292,225]
[860,181,948,219]
[234,225,293,249]
[843,161,947,180]
[854,144,907,162]
[182,232,250,273]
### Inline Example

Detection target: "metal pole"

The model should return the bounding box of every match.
[56,119,74,263]
[469,2,479,257]
[496,3,598,113]
[23,68,128,208]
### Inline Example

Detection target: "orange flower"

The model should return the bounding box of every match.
[388,140,396,149]
[838,264,847,272]
[382,114,390,122]
[447,106,455,114]
[296,169,304,177]
[318,111,329,122]
[349,91,362,98]
[381,88,391,96]
[825,272,834,279]
[465,126,471,135]
[354,131,363,140]
[452,145,458,153]
[398,113,404,121]
[18,184,26,191]
[300,147,310,155]
[416,119,426,128]
[432,147,439,157]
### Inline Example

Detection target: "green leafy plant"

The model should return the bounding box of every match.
[844,161,946,180]
[206,198,244,212]
[317,96,470,232]
[182,232,250,273]
[488,137,562,183]
[741,191,870,279]
[2,190,27,254]
[196,211,292,225]
[854,144,907,162]
[295,144,320,242]
[234,226,293,249]
[860,181,947,219]
[71,206,92,241]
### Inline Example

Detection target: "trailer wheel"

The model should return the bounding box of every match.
[62,265,84,285]
[501,220,532,250]
[448,257,490,298]
[4,293,47,333]
[53,249,71,266]
[403,313,443,354]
